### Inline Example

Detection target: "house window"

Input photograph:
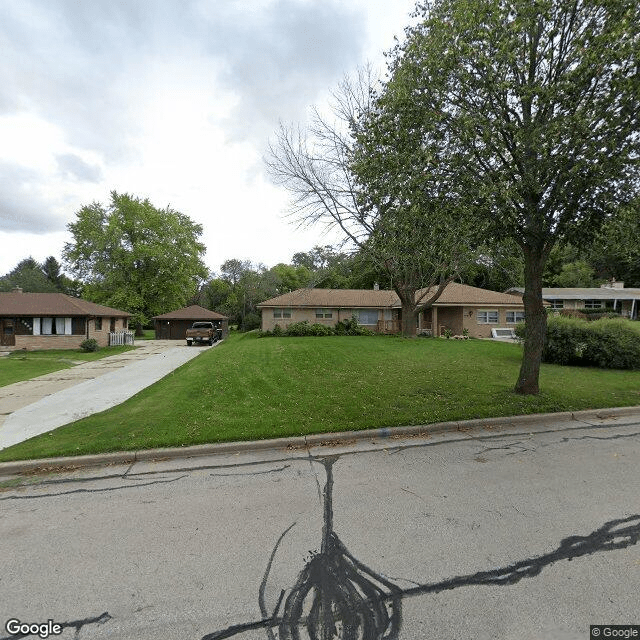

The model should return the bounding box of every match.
[477,310,499,324]
[315,309,333,319]
[273,308,292,319]
[40,317,70,335]
[584,300,602,309]
[549,300,564,309]
[506,311,525,323]
[95,318,102,330]
[354,309,379,325]
[72,317,86,335]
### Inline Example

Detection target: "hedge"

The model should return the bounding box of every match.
[515,316,640,369]
[258,318,374,338]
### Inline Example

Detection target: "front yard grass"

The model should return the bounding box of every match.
[0,332,638,462]
[0,346,137,388]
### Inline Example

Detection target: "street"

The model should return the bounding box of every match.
[1,411,639,640]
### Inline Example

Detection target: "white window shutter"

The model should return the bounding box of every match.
[33,317,40,335]
[65,317,72,335]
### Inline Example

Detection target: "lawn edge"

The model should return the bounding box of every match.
[1,405,638,476]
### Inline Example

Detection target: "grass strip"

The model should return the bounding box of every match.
[0,346,137,388]
[0,333,638,462]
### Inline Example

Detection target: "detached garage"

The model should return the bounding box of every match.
[152,305,228,341]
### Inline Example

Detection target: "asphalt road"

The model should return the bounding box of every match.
[1,411,639,640]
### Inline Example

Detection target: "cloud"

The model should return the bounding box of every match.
[199,0,367,143]
[0,162,65,233]
[56,154,103,183]
[0,0,366,158]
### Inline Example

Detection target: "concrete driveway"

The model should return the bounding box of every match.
[0,340,216,450]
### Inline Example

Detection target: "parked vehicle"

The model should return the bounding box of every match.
[185,321,220,346]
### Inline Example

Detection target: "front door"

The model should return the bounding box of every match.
[0,318,16,346]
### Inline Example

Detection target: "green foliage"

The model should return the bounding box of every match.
[259,316,374,338]
[540,316,640,369]
[64,192,208,328]
[333,316,374,336]
[383,0,640,391]
[0,257,57,293]
[80,338,99,352]
[577,308,621,318]
[551,260,598,288]
[283,321,333,337]
[242,312,261,331]
[588,199,640,287]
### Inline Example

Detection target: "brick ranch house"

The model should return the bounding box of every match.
[258,282,527,338]
[0,288,130,350]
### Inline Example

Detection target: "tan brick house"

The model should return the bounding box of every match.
[0,288,130,350]
[258,282,526,338]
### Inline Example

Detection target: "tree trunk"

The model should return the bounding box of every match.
[515,247,547,395]
[401,301,417,337]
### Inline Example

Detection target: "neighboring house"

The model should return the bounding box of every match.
[152,305,229,340]
[257,282,527,338]
[0,287,130,350]
[506,281,640,320]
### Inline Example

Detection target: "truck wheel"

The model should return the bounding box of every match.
[208,338,213,346]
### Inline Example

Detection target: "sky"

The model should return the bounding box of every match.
[0,0,417,277]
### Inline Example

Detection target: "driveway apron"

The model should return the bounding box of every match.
[0,340,215,450]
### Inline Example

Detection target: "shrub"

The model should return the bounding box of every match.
[282,321,335,337]
[578,307,615,315]
[258,317,373,337]
[559,309,588,320]
[514,322,526,341]
[242,312,261,331]
[542,316,640,369]
[80,338,99,352]
[334,316,374,336]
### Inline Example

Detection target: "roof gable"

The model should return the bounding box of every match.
[258,283,525,309]
[152,305,228,320]
[0,292,130,316]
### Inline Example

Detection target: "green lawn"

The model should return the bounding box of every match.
[1,333,638,462]
[0,346,137,388]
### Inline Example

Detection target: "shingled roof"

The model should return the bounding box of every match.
[258,282,524,309]
[507,286,640,300]
[0,291,130,317]
[152,305,228,320]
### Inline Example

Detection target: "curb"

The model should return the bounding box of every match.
[1,405,639,476]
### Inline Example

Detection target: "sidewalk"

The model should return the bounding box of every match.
[0,340,215,450]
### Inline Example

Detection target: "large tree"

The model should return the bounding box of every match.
[64,191,208,331]
[266,70,478,337]
[0,257,58,293]
[383,0,640,391]
[587,198,640,286]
